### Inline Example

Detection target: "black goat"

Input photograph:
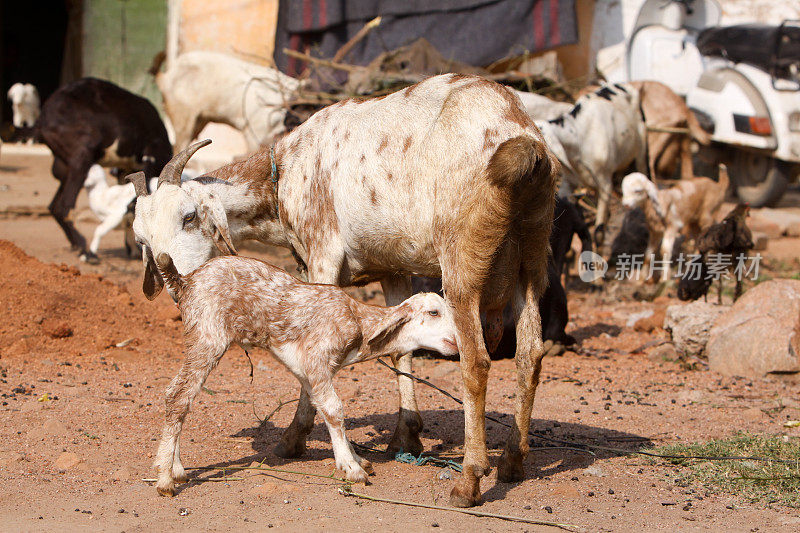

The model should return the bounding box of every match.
[412,196,592,358]
[35,77,171,262]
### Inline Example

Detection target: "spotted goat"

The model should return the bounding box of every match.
[130,73,560,507]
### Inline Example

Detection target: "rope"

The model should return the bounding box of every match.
[270,145,278,184]
[394,451,462,473]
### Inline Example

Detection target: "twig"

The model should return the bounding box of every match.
[332,16,381,63]
[338,486,578,530]
[283,49,364,73]
[142,477,243,482]
[646,125,691,135]
[103,397,135,402]
[254,397,299,426]
[184,464,348,483]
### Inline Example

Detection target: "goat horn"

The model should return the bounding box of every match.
[126,171,149,196]
[158,139,212,188]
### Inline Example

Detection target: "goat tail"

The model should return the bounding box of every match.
[717,163,730,191]
[487,135,560,195]
[687,109,712,146]
[148,50,167,77]
[155,253,184,298]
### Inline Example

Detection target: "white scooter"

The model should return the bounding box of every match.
[626,0,800,206]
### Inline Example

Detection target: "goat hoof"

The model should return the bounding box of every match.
[359,459,374,476]
[342,464,370,484]
[156,484,176,497]
[386,410,424,456]
[80,252,100,265]
[449,479,482,508]
[172,468,188,484]
[273,439,306,459]
[497,451,525,483]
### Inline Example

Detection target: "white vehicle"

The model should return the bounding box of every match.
[626,0,800,206]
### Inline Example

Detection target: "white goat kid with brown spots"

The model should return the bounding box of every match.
[131,74,559,507]
[151,253,457,496]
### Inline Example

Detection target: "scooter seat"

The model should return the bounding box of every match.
[698,24,800,79]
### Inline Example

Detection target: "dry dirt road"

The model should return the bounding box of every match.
[1,145,799,532]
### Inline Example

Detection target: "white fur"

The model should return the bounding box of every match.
[537,83,647,229]
[155,51,301,151]
[7,83,40,129]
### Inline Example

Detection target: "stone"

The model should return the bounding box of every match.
[787,221,800,238]
[664,301,729,357]
[752,208,800,236]
[54,452,81,471]
[747,215,781,239]
[648,343,679,363]
[706,279,800,378]
[751,231,769,251]
[634,308,667,332]
[43,418,68,436]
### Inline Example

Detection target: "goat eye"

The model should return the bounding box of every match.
[427,309,440,317]
[183,212,196,225]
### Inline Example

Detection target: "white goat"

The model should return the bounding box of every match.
[512,89,572,121]
[84,165,194,257]
[7,82,40,129]
[153,51,300,152]
[621,166,729,281]
[130,73,560,507]
[151,252,457,495]
[537,83,647,239]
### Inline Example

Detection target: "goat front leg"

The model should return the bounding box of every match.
[498,271,545,483]
[89,209,127,257]
[307,379,373,483]
[448,294,491,508]
[381,275,423,457]
[154,341,226,496]
[49,155,92,257]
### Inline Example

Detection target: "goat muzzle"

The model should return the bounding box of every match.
[158,139,212,188]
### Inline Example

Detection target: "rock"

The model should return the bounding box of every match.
[648,343,679,363]
[634,308,667,332]
[436,467,454,480]
[583,465,606,477]
[54,452,81,471]
[43,418,68,436]
[787,221,800,238]
[626,309,653,328]
[706,280,800,378]
[748,215,781,239]
[752,208,800,236]
[751,231,769,251]
[42,321,73,339]
[664,301,729,357]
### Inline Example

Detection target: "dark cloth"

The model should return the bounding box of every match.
[275,0,577,76]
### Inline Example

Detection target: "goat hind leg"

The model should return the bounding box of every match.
[448,295,491,508]
[273,388,316,458]
[381,275,424,456]
[498,275,545,482]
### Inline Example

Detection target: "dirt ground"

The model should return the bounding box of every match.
[1,145,799,532]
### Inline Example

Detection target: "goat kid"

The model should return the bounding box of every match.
[621,165,729,281]
[7,83,40,135]
[152,253,457,496]
[538,83,647,240]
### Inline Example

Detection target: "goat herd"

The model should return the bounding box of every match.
[6,53,741,508]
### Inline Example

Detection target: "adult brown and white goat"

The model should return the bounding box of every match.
[537,83,647,240]
[130,73,559,507]
[151,252,457,496]
[621,165,729,281]
[151,51,301,152]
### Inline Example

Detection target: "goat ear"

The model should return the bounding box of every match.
[142,246,164,300]
[366,308,411,349]
[199,195,237,256]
